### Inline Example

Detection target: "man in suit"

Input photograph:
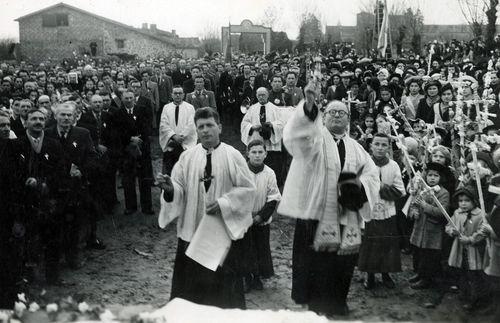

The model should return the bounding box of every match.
[172,59,191,87]
[218,63,235,123]
[185,75,217,110]
[0,110,22,304]
[255,61,272,90]
[159,85,197,175]
[182,66,211,95]
[268,75,286,107]
[151,68,173,127]
[114,89,153,215]
[11,99,32,137]
[15,108,65,284]
[140,71,160,129]
[77,95,114,249]
[45,102,99,268]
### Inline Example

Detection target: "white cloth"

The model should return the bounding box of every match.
[369,159,406,221]
[251,165,281,224]
[240,102,284,151]
[277,100,380,224]
[159,101,197,151]
[158,143,256,242]
[140,298,331,323]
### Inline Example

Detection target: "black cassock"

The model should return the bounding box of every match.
[170,239,246,309]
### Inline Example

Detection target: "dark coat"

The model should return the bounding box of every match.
[44,126,98,187]
[255,73,272,90]
[77,110,113,148]
[172,70,191,88]
[326,84,347,102]
[112,102,152,155]
[10,117,25,138]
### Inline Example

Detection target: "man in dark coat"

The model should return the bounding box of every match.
[0,111,23,305]
[172,59,191,87]
[15,108,65,284]
[45,102,99,269]
[113,88,153,215]
[186,75,217,110]
[77,94,114,249]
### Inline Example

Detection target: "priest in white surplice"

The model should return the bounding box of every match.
[159,85,197,175]
[240,87,284,185]
[157,107,256,309]
[277,88,380,317]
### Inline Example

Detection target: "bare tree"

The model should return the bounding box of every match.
[484,0,499,51]
[457,0,489,39]
[198,21,222,56]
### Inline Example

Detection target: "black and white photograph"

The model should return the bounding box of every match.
[0,0,500,322]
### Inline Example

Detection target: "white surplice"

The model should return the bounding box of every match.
[251,165,281,224]
[240,102,284,151]
[277,100,380,251]
[159,101,197,151]
[159,143,256,242]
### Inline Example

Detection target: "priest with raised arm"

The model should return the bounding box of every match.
[157,107,256,309]
[278,84,380,317]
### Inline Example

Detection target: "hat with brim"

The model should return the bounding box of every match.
[425,162,447,175]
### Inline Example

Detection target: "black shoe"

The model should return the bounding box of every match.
[382,274,395,289]
[142,208,155,215]
[251,276,264,291]
[86,238,106,250]
[408,274,420,283]
[124,208,137,215]
[364,273,375,290]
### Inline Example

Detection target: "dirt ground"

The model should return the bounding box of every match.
[26,129,499,322]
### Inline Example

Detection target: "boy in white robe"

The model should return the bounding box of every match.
[278,92,380,317]
[242,139,281,292]
[157,107,256,309]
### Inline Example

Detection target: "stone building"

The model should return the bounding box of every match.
[15,2,200,62]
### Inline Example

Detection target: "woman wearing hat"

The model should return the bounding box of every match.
[401,77,424,120]
[416,80,441,123]
[433,83,455,127]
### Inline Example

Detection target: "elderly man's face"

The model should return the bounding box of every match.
[20,101,31,118]
[256,89,269,105]
[38,96,50,109]
[91,95,103,113]
[55,106,75,127]
[324,103,350,134]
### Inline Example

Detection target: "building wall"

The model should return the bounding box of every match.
[18,6,175,62]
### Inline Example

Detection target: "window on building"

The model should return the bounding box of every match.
[42,13,69,27]
[115,39,125,49]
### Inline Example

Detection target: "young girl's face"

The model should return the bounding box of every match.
[365,117,374,128]
[431,151,446,165]
[409,83,420,95]
[426,170,441,186]
[457,194,474,212]
[427,85,439,97]
[248,145,267,166]
[441,89,453,103]
[380,90,391,101]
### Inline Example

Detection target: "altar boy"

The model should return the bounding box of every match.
[243,139,281,292]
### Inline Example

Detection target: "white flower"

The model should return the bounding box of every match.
[78,302,90,313]
[29,302,40,312]
[17,293,27,303]
[14,301,26,317]
[72,141,77,147]
[46,303,58,313]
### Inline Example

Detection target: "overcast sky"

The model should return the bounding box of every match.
[0,0,469,40]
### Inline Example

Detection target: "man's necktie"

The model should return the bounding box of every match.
[204,151,212,191]
[175,104,179,126]
[336,138,345,171]
[259,105,266,124]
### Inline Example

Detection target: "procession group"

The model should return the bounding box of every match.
[1,42,500,318]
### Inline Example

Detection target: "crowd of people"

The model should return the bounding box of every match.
[1,45,500,319]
